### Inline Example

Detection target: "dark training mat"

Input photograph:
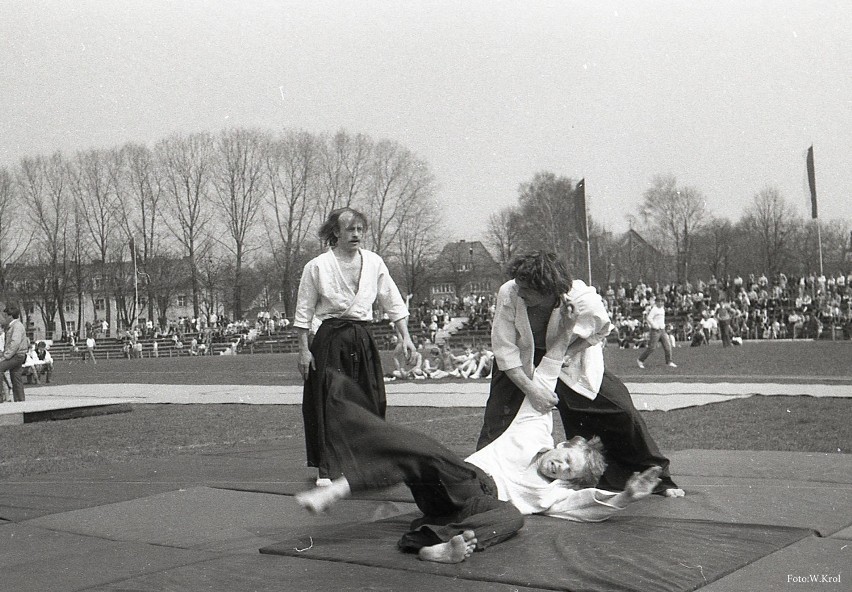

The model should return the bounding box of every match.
[668,449,852,484]
[261,512,813,592]
[83,554,545,592]
[621,475,852,536]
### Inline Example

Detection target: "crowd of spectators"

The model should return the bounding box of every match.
[386,333,495,381]
[22,341,53,385]
[606,271,852,347]
[36,267,850,371]
[408,294,497,342]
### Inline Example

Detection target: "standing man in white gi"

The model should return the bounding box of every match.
[294,207,416,486]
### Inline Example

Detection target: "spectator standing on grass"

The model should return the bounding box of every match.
[789,310,803,339]
[0,303,29,402]
[699,310,715,343]
[717,301,734,347]
[0,326,9,403]
[84,334,97,364]
[295,207,415,486]
[637,298,677,369]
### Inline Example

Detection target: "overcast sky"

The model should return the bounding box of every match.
[2,1,850,242]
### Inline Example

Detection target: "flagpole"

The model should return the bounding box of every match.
[816,221,824,277]
[585,218,592,286]
[575,178,592,285]
[131,238,139,331]
[806,145,824,277]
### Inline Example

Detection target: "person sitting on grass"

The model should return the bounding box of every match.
[297,333,664,564]
[469,345,494,379]
[35,341,53,384]
[392,341,425,380]
[22,343,42,385]
[448,344,477,377]
[423,347,451,379]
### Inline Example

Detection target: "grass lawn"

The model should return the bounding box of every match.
[46,339,852,386]
[1,340,849,479]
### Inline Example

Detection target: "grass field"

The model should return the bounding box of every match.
[1,340,849,479]
[47,339,852,386]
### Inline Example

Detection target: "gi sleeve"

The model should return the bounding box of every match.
[491,282,523,372]
[293,262,319,330]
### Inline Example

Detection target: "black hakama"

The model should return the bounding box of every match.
[302,318,386,477]
[322,370,524,552]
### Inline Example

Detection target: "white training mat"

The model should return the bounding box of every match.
[22,380,849,411]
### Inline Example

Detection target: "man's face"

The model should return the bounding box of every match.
[336,213,364,254]
[0,309,10,329]
[536,444,588,481]
[516,280,553,308]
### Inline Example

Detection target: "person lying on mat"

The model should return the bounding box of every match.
[477,251,684,497]
[296,329,663,563]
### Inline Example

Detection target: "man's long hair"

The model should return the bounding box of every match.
[318,207,369,248]
[506,251,573,296]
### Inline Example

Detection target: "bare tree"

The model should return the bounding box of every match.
[210,128,268,320]
[741,186,800,276]
[639,174,709,283]
[69,148,122,333]
[157,132,214,318]
[0,166,32,292]
[18,152,72,338]
[794,218,849,277]
[318,129,371,222]
[697,216,736,282]
[818,219,852,275]
[70,200,90,336]
[364,139,435,257]
[394,196,442,300]
[116,142,165,325]
[264,129,320,315]
[486,206,523,265]
[515,172,581,264]
[147,253,187,329]
[588,223,617,287]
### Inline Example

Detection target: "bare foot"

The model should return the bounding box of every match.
[295,477,351,513]
[663,488,686,498]
[418,530,477,564]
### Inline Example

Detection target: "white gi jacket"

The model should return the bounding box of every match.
[466,356,628,521]
[294,249,409,334]
[490,279,614,400]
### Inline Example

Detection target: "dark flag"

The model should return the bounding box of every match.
[575,178,588,242]
[806,145,818,219]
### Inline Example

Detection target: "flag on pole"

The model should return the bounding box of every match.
[806,145,818,219]
[575,178,588,242]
